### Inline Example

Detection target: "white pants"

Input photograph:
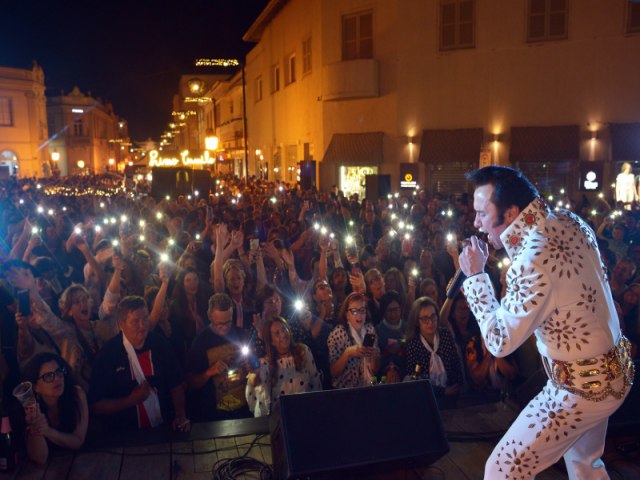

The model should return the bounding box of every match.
[485,379,628,480]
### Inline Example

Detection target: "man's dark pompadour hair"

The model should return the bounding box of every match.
[465,166,539,223]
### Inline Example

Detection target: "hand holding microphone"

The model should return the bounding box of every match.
[446,236,489,298]
[459,236,489,277]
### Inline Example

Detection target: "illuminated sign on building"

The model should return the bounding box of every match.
[400,163,419,189]
[579,161,604,192]
[183,97,213,104]
[148,150,216,167]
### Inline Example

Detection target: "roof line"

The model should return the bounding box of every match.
[243,0,289,43]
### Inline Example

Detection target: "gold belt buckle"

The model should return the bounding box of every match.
[552,361,572,387]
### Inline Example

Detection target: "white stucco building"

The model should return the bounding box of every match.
[0,62,49,178]
[242,0,640,198]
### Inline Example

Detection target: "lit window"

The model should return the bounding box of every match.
[0,98,13,126]
[302,36,312,74]
[440,0,475,50]
[255,76,263,102]
[342,10,373,60]
[527,0,568,43]
[286,53,296,85]
[272,64,281,93]
[73,119,83,137]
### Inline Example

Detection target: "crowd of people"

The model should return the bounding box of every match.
[0,171,637,464]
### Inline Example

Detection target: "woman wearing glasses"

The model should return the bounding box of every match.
[328,293,380,388]
[405,297,463,398]
[20,352,88,464]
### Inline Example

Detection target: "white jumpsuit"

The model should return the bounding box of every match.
[462,198,634,480]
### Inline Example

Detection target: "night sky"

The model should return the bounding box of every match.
[1,0,268,141]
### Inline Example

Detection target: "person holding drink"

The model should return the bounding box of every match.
[15,353,88,464]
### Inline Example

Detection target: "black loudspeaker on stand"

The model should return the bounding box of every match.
[365,174,391,200]
[270,380,449,479]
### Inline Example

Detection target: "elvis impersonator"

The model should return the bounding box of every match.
[458,166,634,480]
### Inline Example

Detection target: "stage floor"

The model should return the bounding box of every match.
[1,401,638,479]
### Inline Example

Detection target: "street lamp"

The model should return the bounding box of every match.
[51,150,60,162]
[188,78,205,95]
[205,131,219,151]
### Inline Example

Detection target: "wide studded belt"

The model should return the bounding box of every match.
[542,336,634,402]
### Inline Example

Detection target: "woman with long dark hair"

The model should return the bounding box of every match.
[20,352,88,464]
[249,285,283,359]
[169,267,211,365]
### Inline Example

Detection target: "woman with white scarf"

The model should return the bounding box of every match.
[328,293,380,389]
[405,296,463,398]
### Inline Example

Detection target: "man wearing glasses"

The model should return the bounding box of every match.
[186,293,252,422]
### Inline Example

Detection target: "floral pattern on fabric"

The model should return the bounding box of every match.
[540,309,591,353]
[534,224,585,280]
[495,439,540,479]
[503,265,548,314]
[525,387,584,442]
[577,283,598,314]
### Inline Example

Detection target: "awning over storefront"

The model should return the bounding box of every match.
[510,125,580,163]
[322,132,384,165]
[610,123,640,161]
[418,128,483,163]
[418,128,482,195]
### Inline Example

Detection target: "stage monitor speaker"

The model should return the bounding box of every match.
[270,380,449,480]
[365,174,391,200]
[299,160,316,190]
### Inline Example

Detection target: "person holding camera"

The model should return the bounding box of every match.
[328,292,380,388]
[186,293,252,422]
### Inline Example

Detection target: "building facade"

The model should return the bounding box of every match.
[47,87,129,176]
[242,0,640,198]
[0,62,49,178]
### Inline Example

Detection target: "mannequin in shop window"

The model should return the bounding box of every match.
[616,162,637,209]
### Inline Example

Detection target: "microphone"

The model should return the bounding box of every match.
[445,237,486,298]
[446,269,467,299]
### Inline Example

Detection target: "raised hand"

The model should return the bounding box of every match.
[280,248,295,268]
[230,230,244,249]
[216,223,230,249]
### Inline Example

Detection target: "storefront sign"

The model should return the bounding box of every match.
[400,163,419,189]
[148,150,215,168]
[479,150,492,168]
[579,161,604,192]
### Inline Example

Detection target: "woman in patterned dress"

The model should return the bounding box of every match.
[245,317,321,416]
[327,292,380,388]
